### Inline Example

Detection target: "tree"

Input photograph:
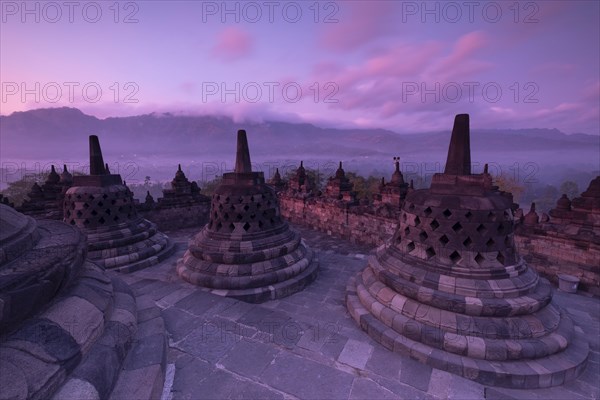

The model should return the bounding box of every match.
[200,176,222,196]
[0,173,46,207]
[494,174,525,202]
[559,181,579,199]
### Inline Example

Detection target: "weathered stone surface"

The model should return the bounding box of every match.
[177,130,318,302]
[63,135,174,273]
[345,114,589,388]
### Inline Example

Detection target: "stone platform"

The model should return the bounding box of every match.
[114,225,599,400]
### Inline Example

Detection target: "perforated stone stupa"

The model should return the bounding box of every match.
[177,130,319,302]
[63,135,174,272]
[346,114,589,388]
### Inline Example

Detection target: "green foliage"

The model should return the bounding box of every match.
[199,177,222,196]
[282,168,324,190]
[346,172,381,203]
[494,174,525,202]
[559,180,579,199]
[533,184,559,213]
[0,173,46,207]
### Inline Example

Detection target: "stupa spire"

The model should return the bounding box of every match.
[234,130,252,173]
[89,135,106,175]
[444,114,471,175]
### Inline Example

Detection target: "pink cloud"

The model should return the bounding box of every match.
[319,1,397,52]
[211,28,253,61]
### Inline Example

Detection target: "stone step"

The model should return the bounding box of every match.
[109,295,167,400]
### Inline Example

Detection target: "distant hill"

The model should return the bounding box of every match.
[2,107,598,161]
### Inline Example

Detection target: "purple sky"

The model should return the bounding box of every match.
[1,0,599,134]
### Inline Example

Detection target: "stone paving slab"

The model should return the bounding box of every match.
[111,224,600,400]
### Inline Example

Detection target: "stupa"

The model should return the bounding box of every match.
[325,161,356,203]
[63,135,174,272]
[177,130,319,302]
[346,114,589,388]
[19,165,72,219]
[0,204,140,399]
[157,164,208,207]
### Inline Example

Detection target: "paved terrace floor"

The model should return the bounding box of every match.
[113,225,600,400]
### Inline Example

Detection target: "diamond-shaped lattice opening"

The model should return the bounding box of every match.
[425,247,436,258]
[91,210,98,216]
[256,203,262,209]
[113,215,120,222]
[70,220,76,225]
[258,221,264,228]
[88,195,95,200]
[486,238,495,248]
[419,231,428,241]
[214,212,218,218]
[402,213,407,222]
[243,222,251,231]
[463,237,473,247]
[474,253,485,266]
[497,223,505,233]
[216,195,221,201]
[404,227,410,235]
[430,219,440,230]
[244,204,250,211]
[504,236,512,247]
[230,204,235,211]
[98,217,105,224]
[224,197,230,203]
[465,211,473,220]
[228,223,235,231]
[504,210,510,219]
[439,234,449,245]
[250,196,255,202]
[408,203,415,211]
[111,199,117,205]
[237,214,243,221]
[424,207,432,216]
[76,194,82,200]
[83,219,90,225]
[476,224,487,234]
[102,194,108,200]
[450,250,461,263]
[497,252,505,265]
[218,204,223,210]
[452,222,463,232]
[98,201,103,207]
[83,202,89,209]
[406,241,415,252]
[270,218,275,224]
[250,213,256,220]
[216,222,222,230]
[223,213,229,221]
[414,216,421,226]
[487,211,496,221]
[443,209,452,218]
[238,196,244,203]
[105,209,111,215]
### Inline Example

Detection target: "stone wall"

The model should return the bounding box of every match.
[138,202,210,232]
[515,227,600,296]
[279,196,397,247]
[278,194,600,296]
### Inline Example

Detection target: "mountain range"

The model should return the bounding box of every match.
[1,107,598,185]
